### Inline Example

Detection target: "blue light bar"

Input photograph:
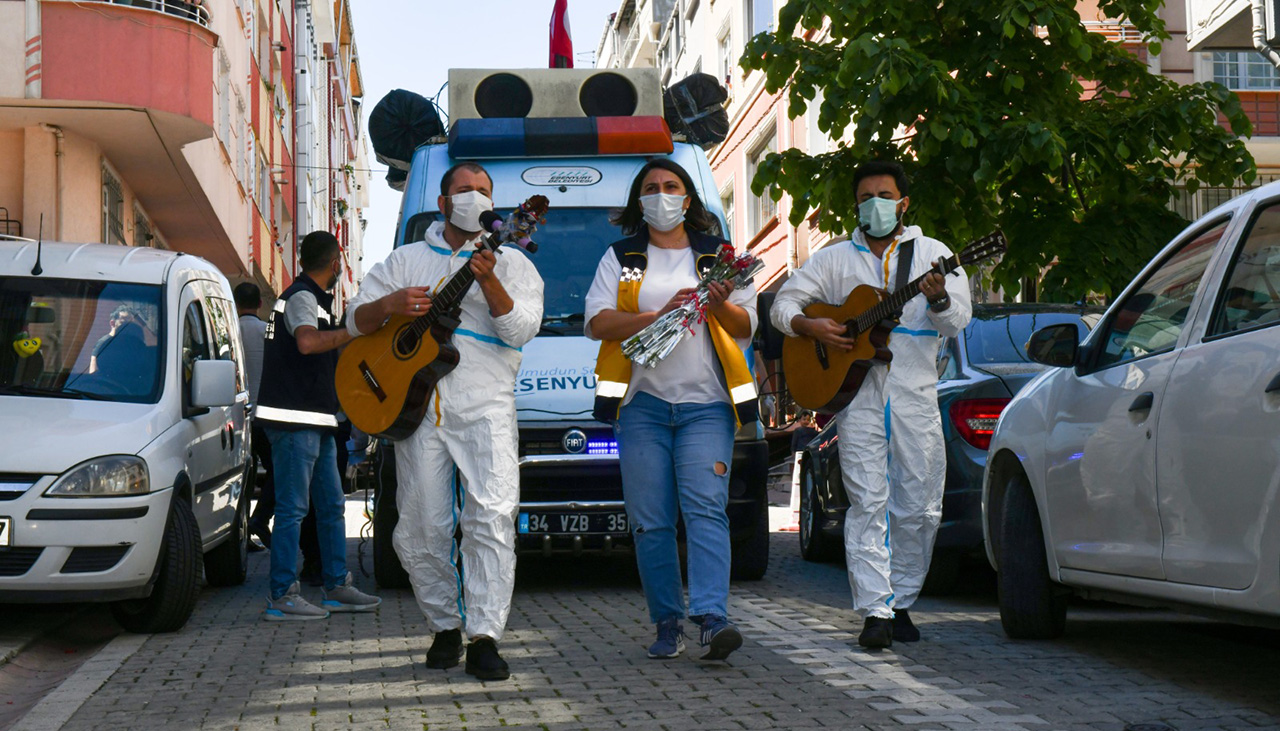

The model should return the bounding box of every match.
[587,438,618,456]
[448,116,673,159]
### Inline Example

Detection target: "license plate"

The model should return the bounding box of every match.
[0,517,10,547]
[519,511,628,535]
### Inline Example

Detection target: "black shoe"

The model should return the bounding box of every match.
[425,629,464,670]
[465,637,510,681]
[893,609,920,642]
[858,617,893,650]
[299,560,323,587]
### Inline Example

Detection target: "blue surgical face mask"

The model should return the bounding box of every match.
[858,197,902,238]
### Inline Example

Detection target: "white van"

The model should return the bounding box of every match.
[0,239,250,633]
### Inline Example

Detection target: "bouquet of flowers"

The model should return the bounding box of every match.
[622,244,765,368]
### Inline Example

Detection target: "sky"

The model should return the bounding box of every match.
[348,0,624,271]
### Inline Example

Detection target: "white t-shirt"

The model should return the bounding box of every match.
[585,243,757,407]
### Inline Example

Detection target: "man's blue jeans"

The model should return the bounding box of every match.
[265,427,347,599]
[616,392,735,624]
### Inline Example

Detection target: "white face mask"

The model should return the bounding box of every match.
[448,190,493,233]
[640,193,687,232]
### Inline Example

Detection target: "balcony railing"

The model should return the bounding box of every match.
[72,0,211,28]
[1080,20,1142,44]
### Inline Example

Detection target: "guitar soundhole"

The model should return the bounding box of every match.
[393,324,421,359]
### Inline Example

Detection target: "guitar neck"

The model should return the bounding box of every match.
[854,254,959,332]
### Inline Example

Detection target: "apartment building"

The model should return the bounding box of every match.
[596,0,1280,292]
[0,0,368,306]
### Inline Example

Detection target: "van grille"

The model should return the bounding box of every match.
[0,473,37,501]
[61,546,130,574]
[0,548,43,576]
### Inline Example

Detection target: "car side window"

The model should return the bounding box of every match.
[182,301,211,408]
[937,338,960,381]
[1208,201,1280,338]
[1095,220,1226,369]
[204,291,245,394]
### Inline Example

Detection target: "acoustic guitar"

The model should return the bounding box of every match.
[336,196,548,439]
[782,231,1008,414]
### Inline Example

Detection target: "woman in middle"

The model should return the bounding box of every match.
[584,158,759,661]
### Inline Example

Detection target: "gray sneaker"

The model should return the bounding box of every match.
[322,571,381,613]
[265,583,329,621]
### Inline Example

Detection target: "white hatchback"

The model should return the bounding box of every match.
[0,239,250,633]
[984,182,1280,638]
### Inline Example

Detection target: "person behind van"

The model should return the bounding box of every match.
[585,158,757,662]
[255,231,381,621]
[236,283,272,551]
[347,162,544,681]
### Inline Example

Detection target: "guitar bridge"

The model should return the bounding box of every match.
[358,360,387,402]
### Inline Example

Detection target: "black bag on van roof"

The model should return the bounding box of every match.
[663,73,729,149]
[370,89,444,173]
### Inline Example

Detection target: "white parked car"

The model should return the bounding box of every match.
[0,239,250,633]
[984,182,1280,638]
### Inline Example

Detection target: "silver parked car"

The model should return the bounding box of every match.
[983,182,1280,638]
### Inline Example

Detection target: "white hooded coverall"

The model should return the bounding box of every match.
[347,221,544,640]
[771,225,972,619]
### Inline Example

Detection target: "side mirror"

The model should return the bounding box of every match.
[191,359,237,408]
[755,291,784,361]
[1025,323,1079,368]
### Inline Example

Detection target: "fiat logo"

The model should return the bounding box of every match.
[562,429,587,454]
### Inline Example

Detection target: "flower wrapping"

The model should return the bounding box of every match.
[622,244,766,368]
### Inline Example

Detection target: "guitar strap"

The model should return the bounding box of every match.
[892,238,915,317]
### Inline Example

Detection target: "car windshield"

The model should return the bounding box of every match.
[0,278,164,403]
[407,208,622,335]
[965,311,1094,365]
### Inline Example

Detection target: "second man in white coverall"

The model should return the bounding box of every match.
[770,160,972,650]
[348,163,544,680]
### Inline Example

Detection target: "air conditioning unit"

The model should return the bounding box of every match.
[448,68,664,121]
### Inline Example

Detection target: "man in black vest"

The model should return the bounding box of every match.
[256,231,381,620]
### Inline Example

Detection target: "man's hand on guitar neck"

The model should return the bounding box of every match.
[791,316,856,351]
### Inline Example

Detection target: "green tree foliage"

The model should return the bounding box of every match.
[743,0,1255,300]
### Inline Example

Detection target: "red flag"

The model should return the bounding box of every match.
[549,0,573,68]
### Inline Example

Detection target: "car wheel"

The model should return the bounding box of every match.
[204,478,249,587]
[799,460,842,563]
[997,471,1068,639]
[111,497,201,634]
[372,479,410,590]
[730,495,769,581]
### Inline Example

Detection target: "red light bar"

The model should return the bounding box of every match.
[597,116,674,155]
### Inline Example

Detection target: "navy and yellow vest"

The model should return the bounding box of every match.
[592,229,758,427]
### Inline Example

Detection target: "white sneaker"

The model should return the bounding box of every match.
[264,582,329,621]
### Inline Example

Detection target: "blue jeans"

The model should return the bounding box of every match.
[616,391,735,624]
[265,427,348,599]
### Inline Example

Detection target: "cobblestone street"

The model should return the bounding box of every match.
[2,500,1275,731]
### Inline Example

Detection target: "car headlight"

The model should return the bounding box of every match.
[45,456,150,497]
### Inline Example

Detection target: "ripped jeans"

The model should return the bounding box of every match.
[616,391,735,624]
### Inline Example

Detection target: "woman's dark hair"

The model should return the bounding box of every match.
[610,158,719,236]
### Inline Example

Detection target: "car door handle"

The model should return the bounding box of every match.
[1128,392,1154,412]
[220,426,228,450]
[1266,372,1280,394]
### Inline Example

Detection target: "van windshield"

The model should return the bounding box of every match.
[408,208,622,335]
[0,278,164,403]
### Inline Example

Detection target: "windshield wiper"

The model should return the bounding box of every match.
[0,384,114,400]
[539,314,585,336]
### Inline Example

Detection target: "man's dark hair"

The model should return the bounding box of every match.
[853,159,910,197]
[233,282,262,310]
[611,158,718,236]
[299,231,341,272]
[439,162,493,196]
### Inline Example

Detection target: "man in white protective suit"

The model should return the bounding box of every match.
[770,160,972,650]
[348,162,544,680]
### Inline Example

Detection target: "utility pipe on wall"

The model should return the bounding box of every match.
[39,123,63,240]
[1253,0,1280,69]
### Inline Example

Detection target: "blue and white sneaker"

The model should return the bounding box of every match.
[647,617,685,659]
[697,615,742,661]
[264,582,328,621]
[322,571,381,613]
